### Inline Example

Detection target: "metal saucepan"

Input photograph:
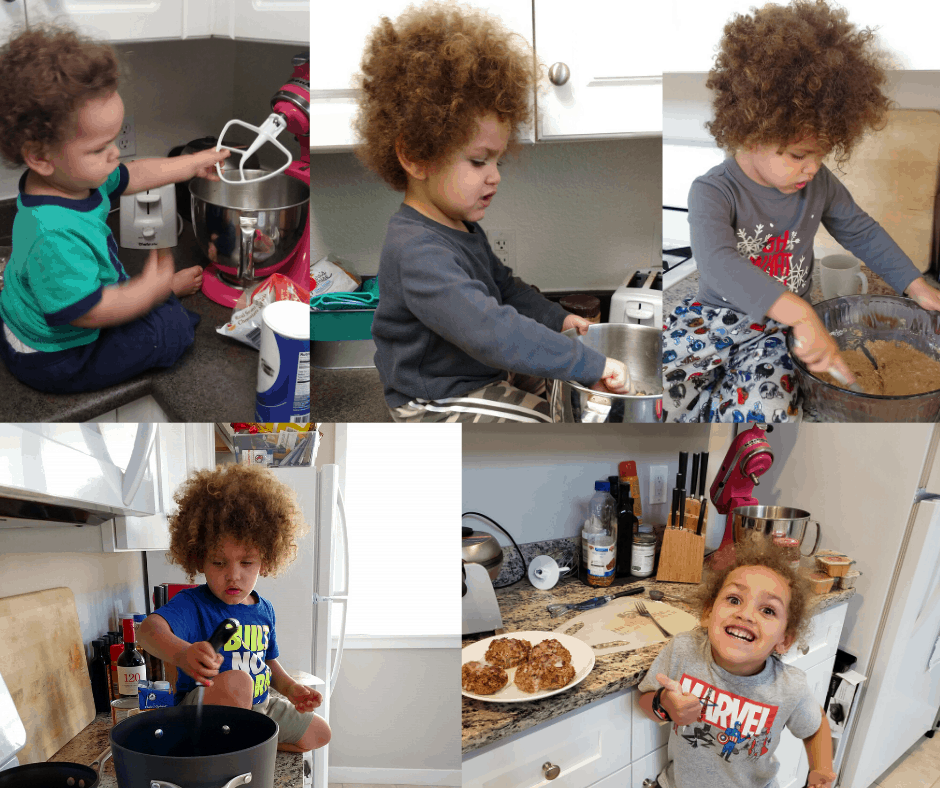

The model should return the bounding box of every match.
[110,704,277,788]
[731,505,822,556]
[189,171,309,289]
[0,746,109,788]
[550,323,664,423]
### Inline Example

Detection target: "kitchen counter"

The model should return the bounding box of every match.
[313,367,393,422]
[462,565,855,754]
[0,203,264,422]
[50,709,303,788]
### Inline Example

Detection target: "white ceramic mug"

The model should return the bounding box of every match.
[820,254,869,299]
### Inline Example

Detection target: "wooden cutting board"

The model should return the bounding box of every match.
[0,588,96,765]
[814,109,940,273]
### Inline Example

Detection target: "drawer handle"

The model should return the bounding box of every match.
[643,780,658,788]
[543,762,561,780]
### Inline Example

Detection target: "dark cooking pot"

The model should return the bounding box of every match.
[110,705,277,788]
[0,761,100,788]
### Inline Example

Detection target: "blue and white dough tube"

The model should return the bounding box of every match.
[255,300,310,422]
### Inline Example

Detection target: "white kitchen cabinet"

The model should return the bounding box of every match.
[666,0,938,72]
[534,0,661,139]
[27,0,186,42]
[313,0,531,150]
[213,0,309,44]
[630,746,668,788]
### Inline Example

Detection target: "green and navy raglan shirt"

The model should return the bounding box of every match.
[153,584,278,706]
[637,629,821,788]
[0,164,130,352]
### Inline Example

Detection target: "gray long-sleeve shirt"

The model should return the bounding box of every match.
[372,205,607,407]
[688,157,922,318]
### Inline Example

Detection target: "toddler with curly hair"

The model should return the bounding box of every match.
[664,0,940,423]
[137,464,331,754]
[637,533,835,788]
[0,25,229,394]
[353,1,631,423]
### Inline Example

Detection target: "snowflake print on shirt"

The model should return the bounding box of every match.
[737,226,802,290]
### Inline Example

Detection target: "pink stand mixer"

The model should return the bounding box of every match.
[707,424,775,566]
[193,54,310,307]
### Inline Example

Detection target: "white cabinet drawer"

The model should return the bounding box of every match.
[631,745,668,788]
[463,692,632,788]
[631,690,671,762]
[780,602,847,672]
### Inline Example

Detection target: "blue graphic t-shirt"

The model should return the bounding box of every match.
[154,584,279,706]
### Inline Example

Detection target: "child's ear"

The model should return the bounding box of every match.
[776,632,795,655]
[395,137,429,181]
[21,141,56,176]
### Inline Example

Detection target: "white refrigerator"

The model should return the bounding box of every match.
[144,459,348,788]
[755,423,940,788]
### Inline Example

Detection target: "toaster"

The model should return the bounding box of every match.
[610,268,663,328]
[119,183,181,249]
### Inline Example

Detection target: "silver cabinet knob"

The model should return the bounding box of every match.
[548,62,570,86]
[543,762,561,780]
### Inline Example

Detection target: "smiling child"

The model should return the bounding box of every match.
[0,26,228,394]
[637,534,835,788]
[663,0,940,423]
[353,1,631,423]
[137,464,331,754]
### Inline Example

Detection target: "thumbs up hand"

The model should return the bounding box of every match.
[656,673,702,725]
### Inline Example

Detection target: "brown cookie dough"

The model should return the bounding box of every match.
[817,340,940,396]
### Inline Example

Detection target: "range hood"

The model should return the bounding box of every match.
[0,494,113,529]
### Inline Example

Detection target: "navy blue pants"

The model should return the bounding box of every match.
[0,295,200,394]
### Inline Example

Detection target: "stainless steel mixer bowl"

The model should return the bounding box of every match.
[189,171,309,276]
[550,323,663,423]
[785,294,940,422]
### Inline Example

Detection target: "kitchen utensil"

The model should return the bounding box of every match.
[550,324,663,423]
[528,555,571,591]
[193,618,240,753]
[0,759,101,787]
[169,138,260,224]
[648,589,684,603]
[462,562,503,635]
[461,631,595,703]
[547,586,644,617]
[787,295,940,421]
[197,54,310,307]
[826,363,867,395]
[216,114,293,184]
[461,527,504,583]
[655,520,705,584]
[731,506,822,556]
[861,344,879,369]
[109,704,277,788]
[633,600,673,637]
[0,589,96,766]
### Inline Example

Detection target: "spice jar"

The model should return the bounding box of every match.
[631,533,657,578]
[560,294,602,324]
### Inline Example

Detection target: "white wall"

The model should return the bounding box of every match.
[311,136,662,290]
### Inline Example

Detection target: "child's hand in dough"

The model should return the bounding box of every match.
[790,315,856,384]
[906,277,940,311]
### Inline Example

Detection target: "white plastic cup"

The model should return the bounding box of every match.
[255,300,310,423]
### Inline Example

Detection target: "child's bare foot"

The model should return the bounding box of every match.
[173,266,203,297]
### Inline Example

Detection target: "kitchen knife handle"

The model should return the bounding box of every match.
[698,453,709,499]
[671,487,681,528]
[208,618,240,653]
[678,452,688,486]
[612,587,645,599]
[690,453,700,497]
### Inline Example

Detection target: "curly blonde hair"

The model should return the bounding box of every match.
[688,532,815,653]
[705,0,894,167]
[0,24,121,166]
[166,464,308,582]
[354,1,536,192]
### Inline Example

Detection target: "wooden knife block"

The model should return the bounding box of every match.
[657,499,707,584]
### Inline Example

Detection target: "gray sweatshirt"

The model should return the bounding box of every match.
[688,157,922,318]
[371,205,607,407]
[637,629,821,788]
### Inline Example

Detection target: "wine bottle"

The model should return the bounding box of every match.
[89,639,111,713]
[616,481,638,577]
[117,617,147,696]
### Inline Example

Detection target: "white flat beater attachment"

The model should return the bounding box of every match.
[215,113,293,184]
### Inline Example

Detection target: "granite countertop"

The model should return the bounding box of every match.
[50,708,303,788]
[0,204,263,422]
[461,563,855,755]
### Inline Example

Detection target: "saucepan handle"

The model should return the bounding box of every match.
[802,520,822,556]
[149,774,252,788]
[89,745,111,772]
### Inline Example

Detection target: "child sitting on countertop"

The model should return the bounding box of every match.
[663,0,940,423]
[0,25,229,394]
[137,463,331,753]
[352,1,631,423]
[637,533,835,788]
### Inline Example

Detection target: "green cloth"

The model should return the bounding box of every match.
[310,276,379,311]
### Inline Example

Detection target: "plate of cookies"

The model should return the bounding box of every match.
[461,630,595,702]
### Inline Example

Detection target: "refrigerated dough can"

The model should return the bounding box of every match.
[256,301,310,423]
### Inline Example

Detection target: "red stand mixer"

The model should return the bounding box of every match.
[707,424,775,566]
[195,54,310,307]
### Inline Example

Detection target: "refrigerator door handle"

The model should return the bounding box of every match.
[329,484,350,695]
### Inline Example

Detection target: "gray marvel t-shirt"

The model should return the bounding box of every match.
[637,629,821,788]
[688,157,921,318]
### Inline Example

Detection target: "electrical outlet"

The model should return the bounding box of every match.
[650,465,668,504]
[117,115,135,157]
[488,229,516,267]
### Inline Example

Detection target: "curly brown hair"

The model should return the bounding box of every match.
[0,24,121,166]
[688,532,815,653]
[166,464,308,582]
[705,0,894,167]
[354,1,536,192]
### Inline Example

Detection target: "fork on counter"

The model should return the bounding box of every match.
[634,599,673,637]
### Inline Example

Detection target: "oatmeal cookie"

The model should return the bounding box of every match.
[484,637,531,668]
[462,661,508,695]
[514,656,576,693]
[529,638,572,665]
